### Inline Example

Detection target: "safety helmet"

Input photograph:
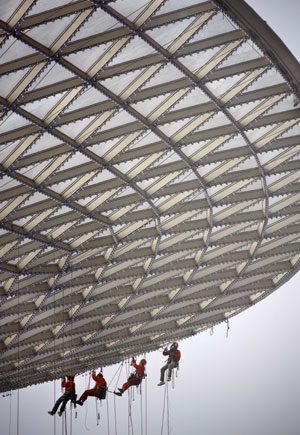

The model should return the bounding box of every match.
[67,373,75,379]
[140,359,147,365]
[97,373,103,377]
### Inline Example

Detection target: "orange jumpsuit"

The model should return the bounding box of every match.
[80,372,107,402]
[121,361,145,392]
[50,379,76,414]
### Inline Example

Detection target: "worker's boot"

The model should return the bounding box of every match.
[76,400,84,406]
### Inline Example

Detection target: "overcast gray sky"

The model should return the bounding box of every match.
[1,1,300,434]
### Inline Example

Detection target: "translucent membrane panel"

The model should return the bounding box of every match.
[65,42,113,73]
[189,11,238,42]
[155,0,209,16]
[70,8,120,41]
[102,69,148,96]
[0,111,30,133]
[26,15,77,48]
[22,93,67,119]
[63,87,107,113]
[219,41,263,68]
[110,36,155,66]
[146,17,196,48]
[0,37,35,63]
[26,63,75,90]
[27,0,71,16]
[56,117,97,139]
[179,46,221,72]
[0,69,32,98]
[246,68,285,92]
[142,63,185,88]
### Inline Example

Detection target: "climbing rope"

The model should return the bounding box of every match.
[113,392,118,435]
[108,362,124,435]
[226,319,230,338]
[54,379,56,435]
[84,371,91,431]
[160,383,170,435]
[70,400,73,435]
[16,378,20,435]
[106,384,110,435]
[128,387,134,435]
[9,390,12,435]
[140,382,143,435]
[166,382,170,435]
[144,372,148,435]
[17,245,20,435]
[95,393,100,426]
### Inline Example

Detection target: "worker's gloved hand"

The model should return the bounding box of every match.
[131,358,136,363]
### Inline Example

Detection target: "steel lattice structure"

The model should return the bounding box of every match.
[0,0,299,393]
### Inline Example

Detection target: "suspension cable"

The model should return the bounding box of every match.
[106,385,110,435]
[113,392,118,435]
[128,387,134,435]
[166,382,170,435]
[160,384,167,435]
[140,383,143,435]
[145,373,148,435]
[17,245,20,435]
[9,390,12,435]
[84,371,91,431]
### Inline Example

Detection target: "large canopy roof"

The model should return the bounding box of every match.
[0,0,299,393]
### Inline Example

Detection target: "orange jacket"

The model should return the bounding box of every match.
[131,361,145,377]
[62,379,75,393]
[92,371,107,389]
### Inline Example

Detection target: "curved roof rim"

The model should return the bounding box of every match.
[215,0,300,99]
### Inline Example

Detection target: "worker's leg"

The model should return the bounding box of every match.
[122,378,139,392]
[160,363,168,382]
[167,361,176,379]
[80,388,97,402]
[51,394,64,414]
[60,393,71,413]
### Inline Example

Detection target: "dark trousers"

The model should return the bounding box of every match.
[51,392,72,414]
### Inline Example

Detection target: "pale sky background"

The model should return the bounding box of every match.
[0,1,300,434]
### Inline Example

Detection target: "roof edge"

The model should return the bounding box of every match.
[214,0,300,100]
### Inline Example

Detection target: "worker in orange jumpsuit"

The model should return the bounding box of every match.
[114,358,147,396]
[48,374,76,416]
[76,371,107,405]
[158,342,181,386]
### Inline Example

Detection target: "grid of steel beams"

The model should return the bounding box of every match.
[0,0,299,392]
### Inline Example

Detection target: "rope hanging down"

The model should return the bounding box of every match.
[160,382,171,435]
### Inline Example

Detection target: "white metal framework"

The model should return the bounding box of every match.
[0,0,299,393]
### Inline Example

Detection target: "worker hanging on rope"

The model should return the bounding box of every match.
[158,342,181,386]
[48,373,76,416]
[76,370,107,405]
[114,358,147,396]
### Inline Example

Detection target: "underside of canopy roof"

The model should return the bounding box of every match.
[0,0,299,393]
